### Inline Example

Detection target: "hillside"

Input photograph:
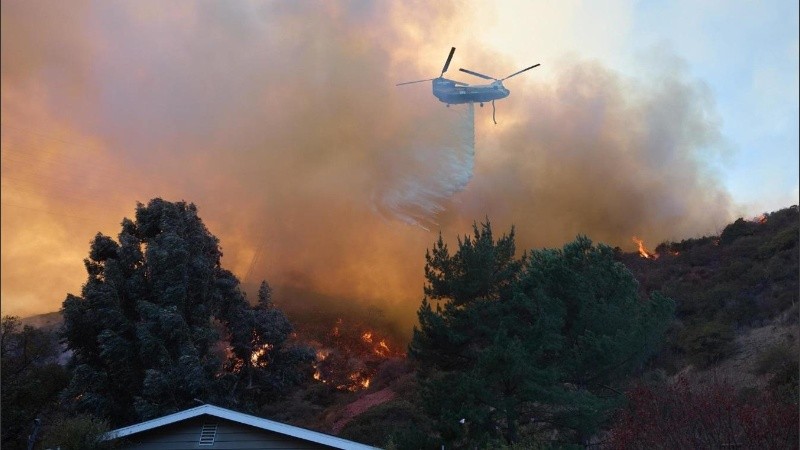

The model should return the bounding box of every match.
[617,205,798,374]
[320,206,799,446]
[11,205,798,448]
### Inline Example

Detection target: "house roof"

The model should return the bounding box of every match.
[103,404,380,450]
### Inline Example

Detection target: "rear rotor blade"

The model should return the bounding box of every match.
[396,78,435,86]
[459,68,496,80]
[441,47,456,75]
[501,63,540,81]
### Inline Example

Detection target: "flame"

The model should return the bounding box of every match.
[375,339,391,357]
[312,349,330,383]
[308,321,402,390]
[754,214,767,224]
[250,343,273,367]
[341,372,371,391]
[632,236,658,259]
[361,329,398,357]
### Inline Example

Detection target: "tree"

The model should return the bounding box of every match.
[1,316,69,450]
[40,414,116,450]
[61,199,313,426]
[409,222,674,447]
[220,280,315,409]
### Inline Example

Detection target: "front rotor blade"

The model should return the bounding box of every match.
[459,68,495,80]
[396,78,435,86]
[501,63,540,81]
[441,47,456,75]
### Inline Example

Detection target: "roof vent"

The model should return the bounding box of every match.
[198,424,218,446]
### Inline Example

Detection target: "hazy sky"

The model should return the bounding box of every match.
[2,1,797,331]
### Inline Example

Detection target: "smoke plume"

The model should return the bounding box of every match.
[1,2,734,336]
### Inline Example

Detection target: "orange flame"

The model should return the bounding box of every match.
[375,339,391,357]
[361,331,373,343]
[312,349,329,383]
[632,237,658,259]
[339,372,372,391]
[250,343,273,367]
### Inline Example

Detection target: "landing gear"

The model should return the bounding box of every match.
[446,104,450,107]
[479,102,484,107]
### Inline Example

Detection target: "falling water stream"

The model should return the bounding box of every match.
[373,103,475,229]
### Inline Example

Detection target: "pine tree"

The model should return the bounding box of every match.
[409,222,674,446]
[1,316,69,450]
[61,199,313,426]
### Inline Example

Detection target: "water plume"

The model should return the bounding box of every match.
[373,103,475,229]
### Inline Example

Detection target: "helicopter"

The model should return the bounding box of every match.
[396,47,540,122]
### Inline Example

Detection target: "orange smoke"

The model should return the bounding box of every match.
[1,1,737,338]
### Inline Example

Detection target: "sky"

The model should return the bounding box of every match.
[2,0,798,333]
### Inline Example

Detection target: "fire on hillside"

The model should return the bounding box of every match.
[632,237,659,260]
[300,318,405,392]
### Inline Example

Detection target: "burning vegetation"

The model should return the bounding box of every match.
[633,236,683,260]
[300,318,405,392]
[5,203,798,449]
[632,236,659,259]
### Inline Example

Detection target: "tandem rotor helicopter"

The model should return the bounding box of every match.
[396,47,540,123]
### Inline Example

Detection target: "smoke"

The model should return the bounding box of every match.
[2,1,736,336]
[432,58,734,252]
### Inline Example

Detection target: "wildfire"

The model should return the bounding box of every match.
[362,330,394,357]
[632,237,658,259]
[753,214,768,224]
[308,320,403,391]
[250,343,273,367]
[341,372,371,392]
[312,349,330,383]
[375,340,391,357]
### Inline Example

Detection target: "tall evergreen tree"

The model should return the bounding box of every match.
[409,222,674,446]
[1,316,69,450]
[61,199,313,426]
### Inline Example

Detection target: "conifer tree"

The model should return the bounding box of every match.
[61,199,313,426]
[1,316,69,450]
[409,222,674,446]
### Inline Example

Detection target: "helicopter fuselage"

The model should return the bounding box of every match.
[432,78,510,105]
